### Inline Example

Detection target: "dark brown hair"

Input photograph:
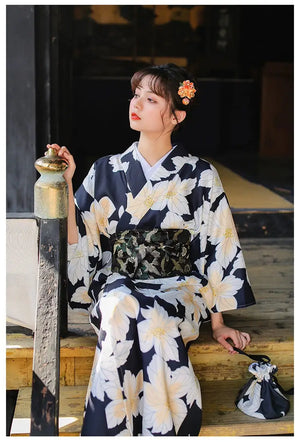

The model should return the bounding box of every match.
[131,63,197,130]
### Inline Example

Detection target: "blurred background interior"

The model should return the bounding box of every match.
[7,4,293,209]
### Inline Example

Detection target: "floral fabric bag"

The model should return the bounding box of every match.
[234,347,293,420]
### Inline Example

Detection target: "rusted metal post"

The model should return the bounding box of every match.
[30,147,68,435]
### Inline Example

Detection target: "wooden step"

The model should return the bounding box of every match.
[6,333,97,389]
[191,317,294,381]
[11,379,294,436]
[6,314,294,390]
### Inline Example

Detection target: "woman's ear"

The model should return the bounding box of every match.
[172,110,186,125]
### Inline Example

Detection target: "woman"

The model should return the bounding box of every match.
[49,63,255,436]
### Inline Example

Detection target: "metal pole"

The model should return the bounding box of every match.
[30,147,68,436]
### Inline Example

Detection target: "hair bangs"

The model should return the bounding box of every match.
[131,70,171,102]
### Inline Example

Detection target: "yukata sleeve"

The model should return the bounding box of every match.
[67,163,101,312]
[199,164,255,313]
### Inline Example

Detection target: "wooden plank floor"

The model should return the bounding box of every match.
[11,378,293,436]
[207,158,293,211]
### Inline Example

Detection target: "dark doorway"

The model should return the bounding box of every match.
[68,5,293,193]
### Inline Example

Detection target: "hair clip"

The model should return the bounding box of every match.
[178,80,196,105]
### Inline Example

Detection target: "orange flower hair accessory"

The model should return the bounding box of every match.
[178,80,196,105]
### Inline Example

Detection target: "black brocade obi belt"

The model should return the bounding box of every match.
[111,228,192,280]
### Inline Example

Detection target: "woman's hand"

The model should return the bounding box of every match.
[210,312,251,354]
[46,143,78,244]
[46,143,76,183]
[212,324,251,354]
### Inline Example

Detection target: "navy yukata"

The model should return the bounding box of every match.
[67,142,255,436]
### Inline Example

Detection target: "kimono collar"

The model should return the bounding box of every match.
[120,142,189,197]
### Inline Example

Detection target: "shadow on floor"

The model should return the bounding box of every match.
[7,390,18,436]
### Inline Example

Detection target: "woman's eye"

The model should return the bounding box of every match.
[147,97,156,103]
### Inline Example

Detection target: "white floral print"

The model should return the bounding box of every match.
[126,182,162,223]
[208,196,241,268]
[154,176,197,215]
[109,154,129,173]
[201,261,242,311]
[68,233,90,285]
[143,355,188,434]
[68,142,255,436]
[105,379,126,429]
[100,290,139,341]
[69,285,92,306]
[138,301,181,361]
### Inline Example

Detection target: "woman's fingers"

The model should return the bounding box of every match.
[232,331,251,350]
[213,324,251,355]
[47,143,72,159]
[46,143,76,181]
[240,332,251,349]
[217,336,235,354]
[225,330,251,351]
[59,146,70,156]
[47,143,61,152]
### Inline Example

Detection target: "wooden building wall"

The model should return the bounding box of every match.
[6,6,36,212]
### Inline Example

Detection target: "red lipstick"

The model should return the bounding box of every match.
[131,113,141,120]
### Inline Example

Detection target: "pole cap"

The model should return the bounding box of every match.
[35,148,68,174]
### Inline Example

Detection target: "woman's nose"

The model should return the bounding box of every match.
[134,97,143,110]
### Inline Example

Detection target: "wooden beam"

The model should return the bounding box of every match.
[30,218,67,435]
[30,148,68,435]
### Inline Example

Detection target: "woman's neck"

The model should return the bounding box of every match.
[137,133,173,166]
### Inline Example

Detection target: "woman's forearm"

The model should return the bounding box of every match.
[210,312,225,331]
[66,180,78,245]
[210,311,251,353]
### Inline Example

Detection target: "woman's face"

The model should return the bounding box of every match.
[129,75,176,136]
